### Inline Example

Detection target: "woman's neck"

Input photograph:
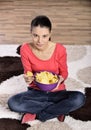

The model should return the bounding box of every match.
[31,41,52,52]
[29,42,56,60]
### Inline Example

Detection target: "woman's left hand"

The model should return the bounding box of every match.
[52,75,64,92]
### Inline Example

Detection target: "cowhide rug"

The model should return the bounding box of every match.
[0,119,30,130]
[0,44,91,130]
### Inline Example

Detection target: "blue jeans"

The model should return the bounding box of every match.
[8,88,85,121]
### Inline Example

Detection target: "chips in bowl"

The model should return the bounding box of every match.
[35,71,58,84]
[34,71,59,91]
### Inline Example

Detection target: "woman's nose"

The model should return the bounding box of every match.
[38,37,42,43]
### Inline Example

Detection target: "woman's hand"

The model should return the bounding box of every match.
[23,73,34,85]
[52,75,64,92]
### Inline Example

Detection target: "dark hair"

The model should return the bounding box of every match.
[31,15,52,32]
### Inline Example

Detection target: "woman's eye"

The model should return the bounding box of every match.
[43,35,47,38]
[33,34,38,37]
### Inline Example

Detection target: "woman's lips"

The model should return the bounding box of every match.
[36,44,44,47]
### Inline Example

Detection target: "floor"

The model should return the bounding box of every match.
[0,44,91,130]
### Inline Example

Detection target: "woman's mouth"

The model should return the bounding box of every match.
[36,44,44,47]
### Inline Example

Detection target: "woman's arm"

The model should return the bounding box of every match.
[20,45,33,84]
[52,45,68,91]
[58,47,68,80]
[20,45,32,74]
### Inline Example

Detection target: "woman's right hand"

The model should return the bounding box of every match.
[23,74,34,84]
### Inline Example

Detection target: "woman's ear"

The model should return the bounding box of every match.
[49,31,52,41]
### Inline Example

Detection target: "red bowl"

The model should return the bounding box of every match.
[34,71,59,91]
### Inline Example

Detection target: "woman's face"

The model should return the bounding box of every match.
[31,26,51,50]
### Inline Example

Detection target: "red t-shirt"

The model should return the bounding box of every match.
[20,43,68,91]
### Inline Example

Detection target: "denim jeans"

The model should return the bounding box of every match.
[8,88,85,121]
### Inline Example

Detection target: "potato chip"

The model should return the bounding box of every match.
[26,71,33,76]
[35,71,58,84]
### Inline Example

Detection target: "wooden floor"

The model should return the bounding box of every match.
[0,0,91,45]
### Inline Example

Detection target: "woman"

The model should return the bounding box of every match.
[8,15,85,123]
